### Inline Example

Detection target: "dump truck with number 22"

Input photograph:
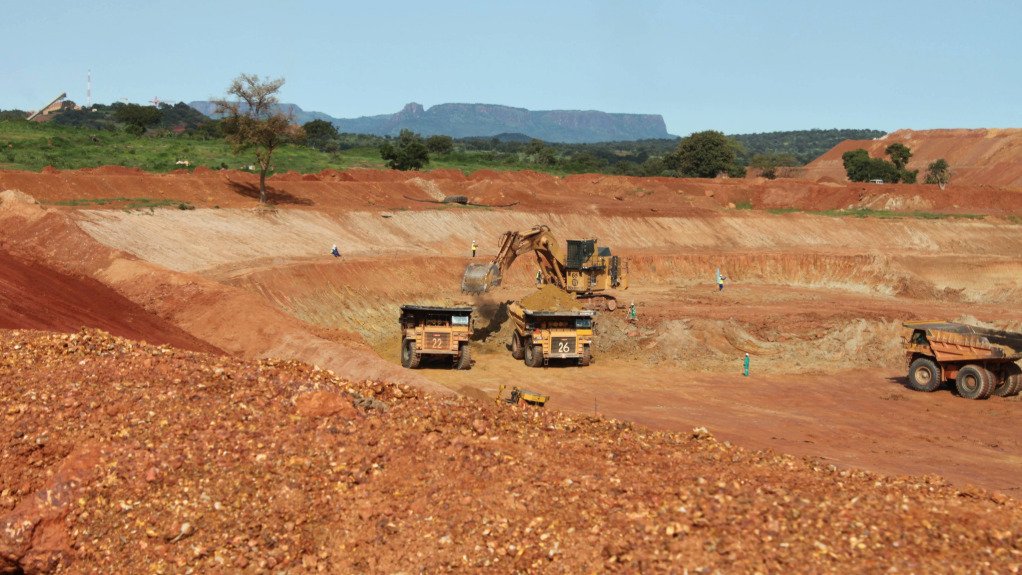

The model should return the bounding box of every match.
[399,305,473,370]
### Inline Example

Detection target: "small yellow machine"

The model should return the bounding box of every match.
[399,305,473,370]
[495,384,549,407]
[507,302,595,367]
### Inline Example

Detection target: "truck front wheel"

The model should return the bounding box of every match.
[956,364,993,399]
[580,344,592,367]
[907,357,941,392]
[510,334,524,360]
[524,342,544,368]
[405,339,422,369]
[401,338,412,368]
[456,343,472,370]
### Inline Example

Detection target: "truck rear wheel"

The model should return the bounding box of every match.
[956,364,993,399]
[406,339,422,369]
[994,363,1022,397]
[510,334,524,360]
[907,357,941,392]
[524,342,544,368]
[580,344,592,367]
[455,343,472,370]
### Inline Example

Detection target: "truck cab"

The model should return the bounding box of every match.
[399,305,473,370]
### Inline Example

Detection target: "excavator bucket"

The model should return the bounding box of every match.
[462,263,501,293]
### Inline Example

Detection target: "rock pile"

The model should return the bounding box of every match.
[2,328,1022,573]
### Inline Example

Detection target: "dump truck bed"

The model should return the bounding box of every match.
[521,309,595,318]
[904,321,1022,362]
[400,305,472,314]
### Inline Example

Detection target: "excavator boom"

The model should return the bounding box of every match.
[462,226,564,294]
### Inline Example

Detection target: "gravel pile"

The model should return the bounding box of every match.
[2,328,1021,573]
[519,285,581,312]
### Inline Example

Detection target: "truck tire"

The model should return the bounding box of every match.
[994,363,1022,397]
[956,364,993,399]
[400,338,412,368]
[510,334,524,360]
[455,343,472,370]
[406,339,422,369]
[524,343,544,368]
[907,357,941,392]
[580,344,592,367]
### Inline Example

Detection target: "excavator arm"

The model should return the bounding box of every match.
[462,225,567,293]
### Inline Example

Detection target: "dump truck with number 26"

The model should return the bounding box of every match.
[508,302,595,367]
[903,321,1022,399]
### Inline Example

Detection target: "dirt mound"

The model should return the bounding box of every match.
[519,284,581,311]
[0,249,220,354]
[803,128,1022,189]
[3,328,1022,574]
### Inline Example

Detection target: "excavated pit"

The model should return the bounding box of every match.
[4,172,1022,493]
[219,250,1022,376]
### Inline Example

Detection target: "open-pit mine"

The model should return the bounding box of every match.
[2,156,1022,572]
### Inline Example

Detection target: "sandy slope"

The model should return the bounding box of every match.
[802,128,1022,189]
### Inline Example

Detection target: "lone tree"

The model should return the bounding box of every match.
[673,130,745,178]
[214,74,305,203]
[379,129,430,170]
[113,103,162,135]
[924,158,952,190]
[302,119,340,152]
[425,135,454,155]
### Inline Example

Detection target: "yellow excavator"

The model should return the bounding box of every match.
[461,225,628,310]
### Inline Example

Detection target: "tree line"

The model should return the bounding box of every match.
[842,143,951,188]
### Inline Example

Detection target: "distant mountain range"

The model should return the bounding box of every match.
[188,101,672,144]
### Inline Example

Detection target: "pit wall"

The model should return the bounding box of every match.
[75,208,1022,274]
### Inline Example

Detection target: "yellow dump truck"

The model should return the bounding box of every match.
[399,305,473,370]
[508,302,594,367]
[903,321,1022,399]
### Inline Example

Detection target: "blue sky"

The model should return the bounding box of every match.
[3,0,1019,135]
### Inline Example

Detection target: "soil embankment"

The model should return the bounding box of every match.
[802,128,1022,189]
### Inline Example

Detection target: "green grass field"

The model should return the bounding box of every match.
[0,120,557,176]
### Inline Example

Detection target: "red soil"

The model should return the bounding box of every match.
[0,249,219,354]
[1,163,1019,218]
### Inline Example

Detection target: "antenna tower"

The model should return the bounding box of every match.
[87,70,92,108]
